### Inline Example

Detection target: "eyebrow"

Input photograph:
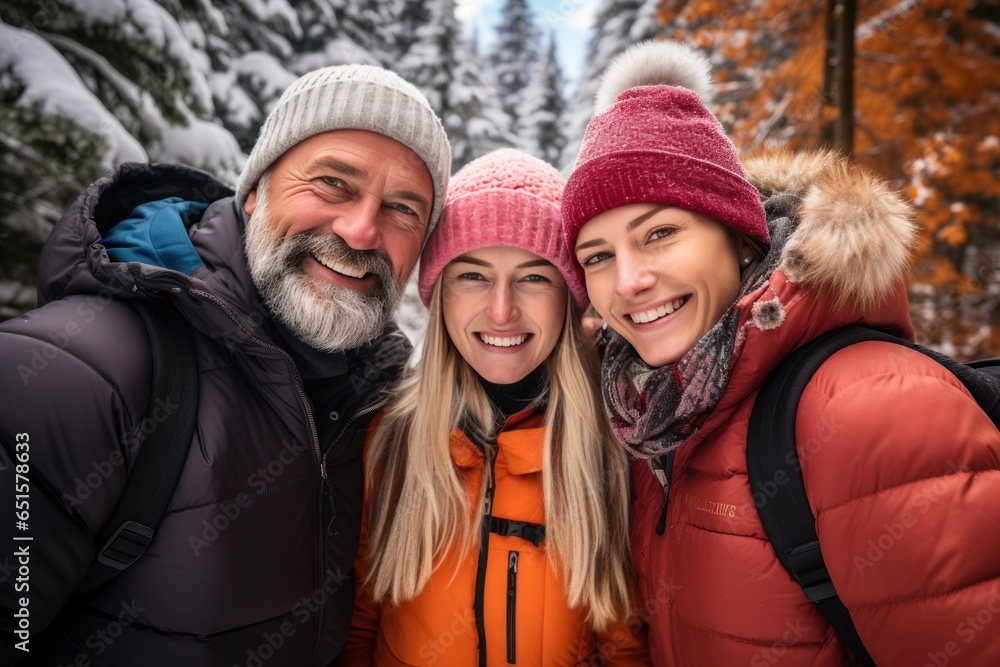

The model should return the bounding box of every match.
[574,206,665,252]
[451,256,490,268]
[627,206,665,231]
[517,258,555,269]
[450,256,555,269]
[313,157,367,181]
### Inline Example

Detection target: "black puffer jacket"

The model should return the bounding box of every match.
[0,163,410,665]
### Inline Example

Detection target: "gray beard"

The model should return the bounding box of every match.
[243,188,402,353]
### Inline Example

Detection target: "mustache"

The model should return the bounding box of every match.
[284,231,395,285]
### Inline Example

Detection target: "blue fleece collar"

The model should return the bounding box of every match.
[102,197,207,275]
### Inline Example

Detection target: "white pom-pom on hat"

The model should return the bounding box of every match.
[594,40,715,113]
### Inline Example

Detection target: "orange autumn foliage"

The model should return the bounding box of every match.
[656,0,1000,358]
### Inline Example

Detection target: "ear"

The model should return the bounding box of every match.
[243,189,258,216]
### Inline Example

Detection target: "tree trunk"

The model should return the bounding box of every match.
[833,0,855,154]
[818,0,837,148]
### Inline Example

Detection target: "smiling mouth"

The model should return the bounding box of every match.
[476,333,531,348]
[312,254,368,280]
[629,296,689,324]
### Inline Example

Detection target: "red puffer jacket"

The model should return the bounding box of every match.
[630,152,1000,666]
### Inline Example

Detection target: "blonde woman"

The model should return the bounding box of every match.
[340,150,650,666]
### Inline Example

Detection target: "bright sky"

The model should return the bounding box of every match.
[457,0,599,91]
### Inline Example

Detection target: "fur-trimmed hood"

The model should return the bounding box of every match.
[744,150,917,316]
[698,149,921,416]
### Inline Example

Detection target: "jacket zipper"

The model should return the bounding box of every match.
[191,290,328,662]
[190,290,322,459]
[320,399,387,535]
[474,446,497,667]
[506,551,519,664]
[655,493,669,536]
[653,464,670,536]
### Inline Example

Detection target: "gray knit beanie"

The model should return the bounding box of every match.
[235,64,452,235]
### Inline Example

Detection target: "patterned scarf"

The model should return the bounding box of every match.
[602,207,792,490]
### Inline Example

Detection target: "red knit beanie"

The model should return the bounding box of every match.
[562,40,768,280]
[419,149,588,311]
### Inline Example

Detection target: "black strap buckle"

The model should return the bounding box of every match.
[787,541,837,602]
[96,521,155,570]
[489,517,546,547]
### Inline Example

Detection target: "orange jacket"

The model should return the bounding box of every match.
[341,410,651,666]
[629,153,1000,665]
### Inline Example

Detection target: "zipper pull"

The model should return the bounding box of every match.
[321,454,337,536]
[483,449,496,515]
[652,464,670,536]
[655,492,669,536]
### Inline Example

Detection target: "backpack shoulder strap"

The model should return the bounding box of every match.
[747,325,903,667]
[912,345,1000,427]
[73,299,199,599]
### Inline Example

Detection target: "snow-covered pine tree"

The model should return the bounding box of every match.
[338,0,395,61]
[399,0,512,170]
[360,0,404,64]
[451,34,513,169]
[487,0,541,133]
[0,0,244,316]
[396,0,431,58]
[397,0,454,116]
[0,21,141,317]
[630,0,663,42]
[1,0,243,172]
[294,0,393,72]
[212,0,299,56]
[517,33,567,166]
[560,0,661,169]
[208,0,301,151]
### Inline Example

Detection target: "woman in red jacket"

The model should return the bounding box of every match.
[560,41,1000,665]
[341,149,650,666]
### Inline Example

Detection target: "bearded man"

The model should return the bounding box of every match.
[0,65,450,665]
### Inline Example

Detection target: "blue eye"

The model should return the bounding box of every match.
[457,272,485,281]
[320,177,345,188]
[392,203,416,216]
[520,274,550,283]
[648,226,676,241]
[582,251,611,266]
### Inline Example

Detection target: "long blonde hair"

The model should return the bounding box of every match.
[365,278,633,630]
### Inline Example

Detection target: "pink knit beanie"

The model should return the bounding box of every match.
[562,40,768,280]
[419,149,588,311]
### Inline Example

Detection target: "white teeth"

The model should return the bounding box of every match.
[629,297,686,324]
[315,256,365,279]
[479,334,528,348]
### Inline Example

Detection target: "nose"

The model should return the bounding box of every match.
[614,248,656,299]
[486,283,518,326]
[330,196,381,251]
